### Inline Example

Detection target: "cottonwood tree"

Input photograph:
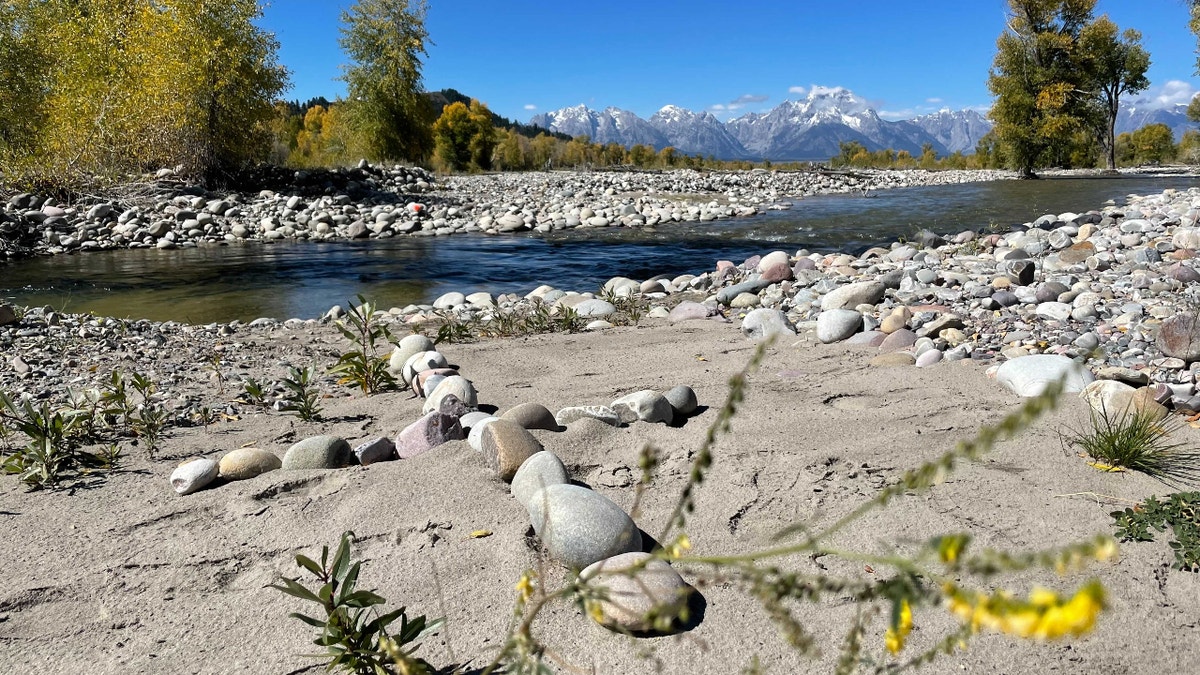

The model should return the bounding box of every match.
[339,0,433,163]
[0,0,287,186]
[432,100,496,171]
[987,0,1098,177]
[1079,17,1150,171]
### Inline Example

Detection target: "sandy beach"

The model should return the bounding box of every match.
[2,312,1197,674]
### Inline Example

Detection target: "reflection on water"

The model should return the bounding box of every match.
[2,175,1196,323]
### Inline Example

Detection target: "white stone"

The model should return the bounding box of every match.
[995,355,1094,397]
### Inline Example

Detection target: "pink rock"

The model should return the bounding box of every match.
[668,302,713,324]
[760,262,794,283]
[412,368,458,396]
[394,412,464,459]
[879,329,918,353]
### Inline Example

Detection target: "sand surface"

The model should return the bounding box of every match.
[2,318,1198,674]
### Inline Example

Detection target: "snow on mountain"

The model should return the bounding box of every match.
[528,105,666,148]
[648,105,750,159]
[1116,103,1195,141]
[910,109,994,154]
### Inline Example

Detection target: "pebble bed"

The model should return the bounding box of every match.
[0,163,1012,258]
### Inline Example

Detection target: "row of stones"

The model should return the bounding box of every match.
[167,332,701,633]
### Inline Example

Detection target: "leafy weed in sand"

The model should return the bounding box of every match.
[1111,492,1200,572]
[1065,407,1200,488]
[329,295,396,395]
[490,343,1116,675]
[238,376,270,407]
[270,531,444,674]
[281,365,323,421]
[0,390,86,489]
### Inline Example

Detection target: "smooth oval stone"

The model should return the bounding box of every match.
[388,334,436,375]
[395,412,465,459]
[663,385,698,416]
[1081,381,1168,422]
[879,329,918,353]
[510,451,570,510]
[282,436,353,470]
[501,402,560,431]
[467,416,500,451]
[219,447,283,479]
[611,390,673,424]
[423,375,477,414]
[822,281,885,310]
[667,301,712,323]
[352,437,397,465]
[527,484,642,569]
[870,352,916,367]
[459,411,493,430]
[741,308,796,341]
[171,458,219,495]
[995,355,1094,397]
[915,349,943,368]
[401,350,448,386]
[574,299,617,317]
[816,309,862,344]
[482,419,544,481]
[580,552,694,633]
[555,405,621,427]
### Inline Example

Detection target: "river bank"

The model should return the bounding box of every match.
[2,182,1200,673]
[0,165,1014,261]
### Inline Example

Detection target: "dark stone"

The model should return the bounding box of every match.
[1006,259,1036,286]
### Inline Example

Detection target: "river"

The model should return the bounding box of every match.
[2,174,1197,323]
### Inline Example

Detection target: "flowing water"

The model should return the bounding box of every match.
[2,174,1197,323]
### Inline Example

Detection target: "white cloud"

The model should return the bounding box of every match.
[708,104,726,111]
[788,85,807,95]
[878,109,917,121]
[926,97,943,104]
[1130,80,1199,110]
[732,93,769,105]
[523,104,538,111]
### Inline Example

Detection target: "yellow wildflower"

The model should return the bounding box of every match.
[885,599,913,654]
[666,534,692,559]
[515,571,536,603]
[943,582,1106,641]
[586,599,607,624]
[937,534,970,565]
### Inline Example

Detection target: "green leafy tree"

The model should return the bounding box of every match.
[339,0,433,163]
[1079,17,1150,171]
[0,0,287,185]
[432,99,495,171]
[987,0,1098,177]
[1180,129,1200,164]
[1128,123,1176,164]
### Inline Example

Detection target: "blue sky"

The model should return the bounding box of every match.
[265,1,1200,121]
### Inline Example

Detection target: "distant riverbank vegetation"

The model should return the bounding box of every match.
[5,0,1200,196]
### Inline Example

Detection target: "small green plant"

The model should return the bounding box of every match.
[204,353,227,394]
[270,531,443,674]
[329,295,396,395]
[99,369,132,425]
[131,404,169,458]
[92,443,123,472]
[1065,407,1200,488]
[0,391,86,489]
[1111,492,1200,572]
[433,310,479,345]
[281,365,322,421]
[239,376,270,407]
[555,305,584,333]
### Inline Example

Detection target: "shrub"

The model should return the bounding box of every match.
[1112,492,1200,572]
[329,295,396,395]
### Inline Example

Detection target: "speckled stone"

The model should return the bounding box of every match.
[395,413,464,459]
[501,402,560,431]
[482,419,544,481]
[282,436,353,470]
[510,451,570,510]
[555,405,621,427]
[527,484,642,569]
[219,447,283,479]
[581,552,694,633]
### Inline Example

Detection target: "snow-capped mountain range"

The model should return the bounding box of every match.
[529,86,1196,161]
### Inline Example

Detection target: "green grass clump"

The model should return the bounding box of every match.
[1066,408,1200,489]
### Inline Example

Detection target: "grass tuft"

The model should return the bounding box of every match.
[1066,407,1200,489]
